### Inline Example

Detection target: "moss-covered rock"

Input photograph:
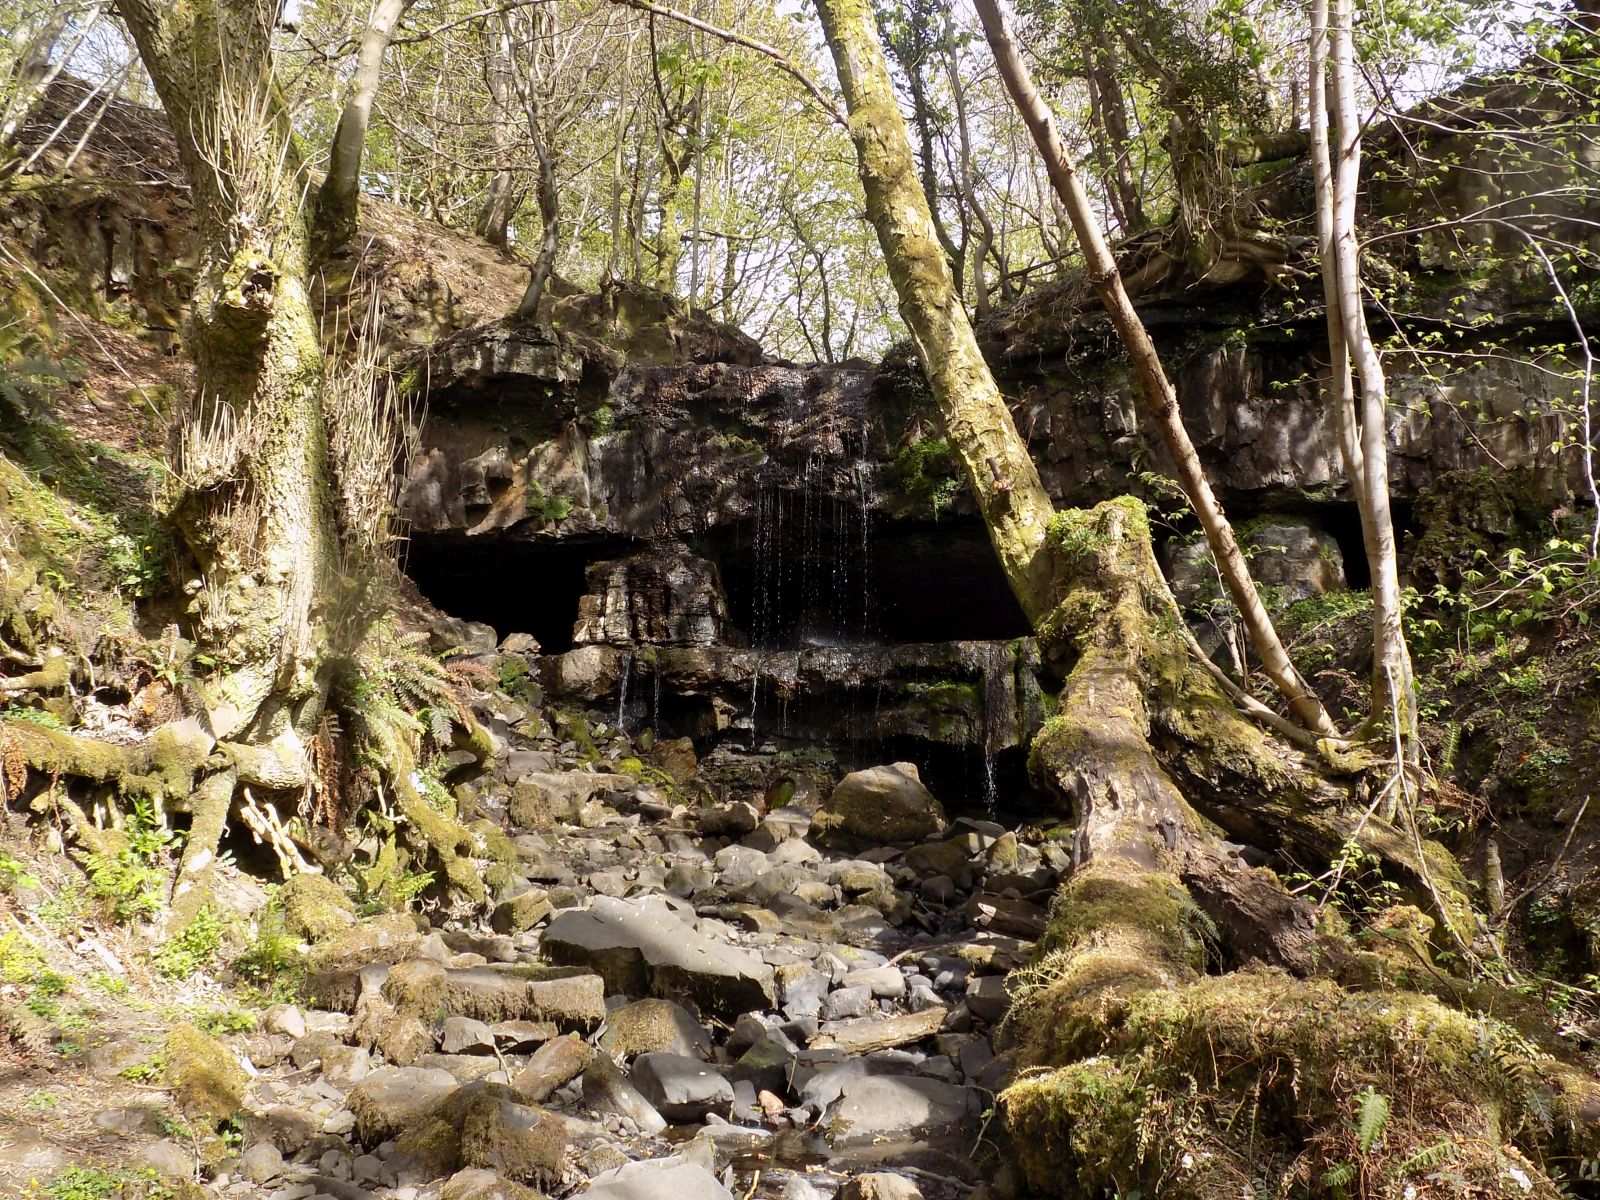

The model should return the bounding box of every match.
[598,998,710,1060]
[491,888,553,934]
[164,1024,246,1124]
[278,872,357,943]
[813,762,947,845]
[392,1082,568,1186]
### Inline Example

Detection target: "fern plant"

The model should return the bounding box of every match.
[1355,1086,1391,1155]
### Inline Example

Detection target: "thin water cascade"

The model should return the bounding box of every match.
[616,650,633,731]
[980,642,1013,817]
[748,660,760,751]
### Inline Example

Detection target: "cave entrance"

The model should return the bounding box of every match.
[700,506,1030,649]
[404,532,638,653]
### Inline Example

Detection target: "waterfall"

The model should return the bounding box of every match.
[980,642,1013,817]
[616,650,633,731]
[748,659,760,750]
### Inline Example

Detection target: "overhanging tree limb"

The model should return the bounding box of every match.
[607,0,848,130]
[971,0,1341,739]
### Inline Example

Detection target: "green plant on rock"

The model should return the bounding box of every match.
[81,796,174,924]
[233,895,304,1000]
[153,907,225,978]
[893,437,961,516]
[524,479,574,524]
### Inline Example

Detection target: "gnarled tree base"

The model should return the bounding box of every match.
[1002,500,1599,1199]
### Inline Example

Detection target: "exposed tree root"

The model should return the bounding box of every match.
[168,766,237,930]
[1003,499,1598,1199]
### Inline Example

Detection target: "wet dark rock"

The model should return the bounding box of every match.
[629,1052,733,1121]
[573,545,731,648]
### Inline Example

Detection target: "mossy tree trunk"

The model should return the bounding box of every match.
[311,0,417,255]
[810,0,1058,624]
[106,0,342,919]
[813,2,1599,1194]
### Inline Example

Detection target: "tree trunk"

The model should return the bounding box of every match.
[1326,0,1417,759]
[813,7,1600,1193]
[476,23,520,250]
[502,7,560,320]
[311,0,415,255]
[942,28,997,321]
[972,0,1339,739]
[1087,36,1146,233]
[655,153,685,293]
[112,0,340,919]
[810,0,1057,621]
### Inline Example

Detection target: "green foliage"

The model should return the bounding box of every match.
[153,907,225,978]
[0,335,175,606]
[189,1006,256,1036]
[81,797,174,924]
[87,971,129,996]
[0,930,50,984]
[893,438,960,516]
[525,479,574,524]
[0,846,38,894]
[119,1057,164,1083]
[1405,535,1599,660]
[232,897,304,1001]
[1354,1086,1391,1154]
[39,1165,173,1200]
[1,704,68,730]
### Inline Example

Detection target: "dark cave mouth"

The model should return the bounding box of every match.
[404,511,1032,655]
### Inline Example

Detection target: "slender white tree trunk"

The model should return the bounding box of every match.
[973,0,1340,738]
[313,0,415,251]
[1325,0,1417,761]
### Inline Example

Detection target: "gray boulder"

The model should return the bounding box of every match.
[814,764,946,844]
[826,1075,974,1148]
[630,1052,734,1121]
[543,896,774,1018]
[580,1157,734,1200]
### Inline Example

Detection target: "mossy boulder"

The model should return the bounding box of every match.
[164,1024,247,1124]
[392,1082,568,1186]
[491,888,553,934]
[383,960,606,1031]
[440,1168,545,1200]
[278,872,357,943]
[301,912,425,1011]
[599,998,711,1060]
[814,763,947,845]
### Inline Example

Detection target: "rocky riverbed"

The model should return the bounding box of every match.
[16,635,1070,1200]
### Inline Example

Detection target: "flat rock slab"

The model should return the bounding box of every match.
[384,960,606,1031]
[630,1052,733,1120]
[826,1075,975,1148]
[544,896,774,1018]
[809,1007,947,1054]
[579,1158,734,1200]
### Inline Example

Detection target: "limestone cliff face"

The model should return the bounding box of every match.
[394,275,1587,812]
